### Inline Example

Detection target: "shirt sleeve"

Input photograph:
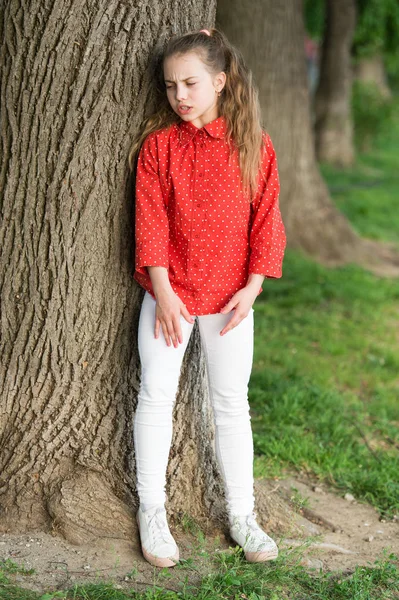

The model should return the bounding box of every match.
[135,132,169,276]
[248,131,286,278]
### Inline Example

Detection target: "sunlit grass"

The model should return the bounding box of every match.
[251,98,399,518]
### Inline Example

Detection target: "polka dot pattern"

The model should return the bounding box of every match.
[134,115,287,315]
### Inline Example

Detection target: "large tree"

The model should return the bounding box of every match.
[217,0,399,274]
[0,0,209,543]
[0,0,289,546]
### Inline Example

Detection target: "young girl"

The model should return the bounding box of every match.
[129,27,286,569]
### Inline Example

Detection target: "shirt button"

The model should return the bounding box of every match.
[196,203,201,207]
[195,234,199,238]
[198,173,203,177]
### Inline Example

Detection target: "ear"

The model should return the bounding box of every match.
[215,71,226,92]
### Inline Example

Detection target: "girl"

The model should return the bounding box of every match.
[129,27,286,568]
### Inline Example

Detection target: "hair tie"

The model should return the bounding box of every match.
[199,29,211,36]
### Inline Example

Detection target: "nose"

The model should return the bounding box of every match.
[175,85,187,102]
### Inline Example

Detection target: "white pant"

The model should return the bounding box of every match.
[133,291,256,516]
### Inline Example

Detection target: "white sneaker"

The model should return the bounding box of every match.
[229,511,278,562]
[136,505,179,567]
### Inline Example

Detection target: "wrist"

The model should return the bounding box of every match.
[246,272,265,290]
[153,284,174,299]
[147,266,173,298]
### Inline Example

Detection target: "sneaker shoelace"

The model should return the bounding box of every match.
[233,511,275,550]
[231,510,259,529]
[146,507,175,550]
[244,512,260,530]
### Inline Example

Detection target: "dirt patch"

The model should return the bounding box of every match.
[276,476,399,571]
[1,477,398,594]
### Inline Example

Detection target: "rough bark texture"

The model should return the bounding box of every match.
[314,0,357,166]
[217,0,399,274]
[354,54,392,99]
[0,0,257,544]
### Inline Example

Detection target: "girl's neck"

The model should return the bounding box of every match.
[182,113,222,130]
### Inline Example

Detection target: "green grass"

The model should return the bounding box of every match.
[251,252,399,517]
[320,99,399,246]
[1,551,399,599]
[251,98,399,518]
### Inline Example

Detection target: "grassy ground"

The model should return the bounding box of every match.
[251,101,399,520]
[1,549,399,599]
[2,103,399,599]
[251,254,399,517]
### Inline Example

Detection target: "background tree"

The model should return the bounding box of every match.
[305,0,399,94]
[314,0,357,166]
[352,0,399,97]
[217,0,399,274]
[305,0,399,152]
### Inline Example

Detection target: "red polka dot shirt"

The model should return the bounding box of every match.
[134,115,286,315]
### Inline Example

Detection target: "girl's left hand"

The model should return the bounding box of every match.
[218,287,257,336]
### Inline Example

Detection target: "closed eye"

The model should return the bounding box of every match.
[165,83,197,89]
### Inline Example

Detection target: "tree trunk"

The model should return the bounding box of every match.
[216,0,399,275]
[353,54,392,99]
[0,0,253,545]
[314,0,356,166]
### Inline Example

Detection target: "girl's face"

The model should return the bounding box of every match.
[163,51,226,129]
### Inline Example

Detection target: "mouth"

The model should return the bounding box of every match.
[178,105,192,114]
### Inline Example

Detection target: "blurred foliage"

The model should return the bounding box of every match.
[304,0,325,41]
[304,0,399,83]
[354,0,399,57]
[351,80,397,151]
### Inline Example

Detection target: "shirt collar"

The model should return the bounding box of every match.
[178,115,227,146]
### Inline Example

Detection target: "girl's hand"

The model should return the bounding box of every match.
[154,289,194,348]
[218,286,258,336]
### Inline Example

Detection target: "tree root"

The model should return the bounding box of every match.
[47,468,136,545]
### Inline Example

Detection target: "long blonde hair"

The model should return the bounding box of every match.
[128,27,266,201]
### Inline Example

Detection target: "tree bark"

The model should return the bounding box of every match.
[0,0,248,544]
[314,0,357,166]
[216,0,399,274]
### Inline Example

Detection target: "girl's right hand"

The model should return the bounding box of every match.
[154,289,194,348]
